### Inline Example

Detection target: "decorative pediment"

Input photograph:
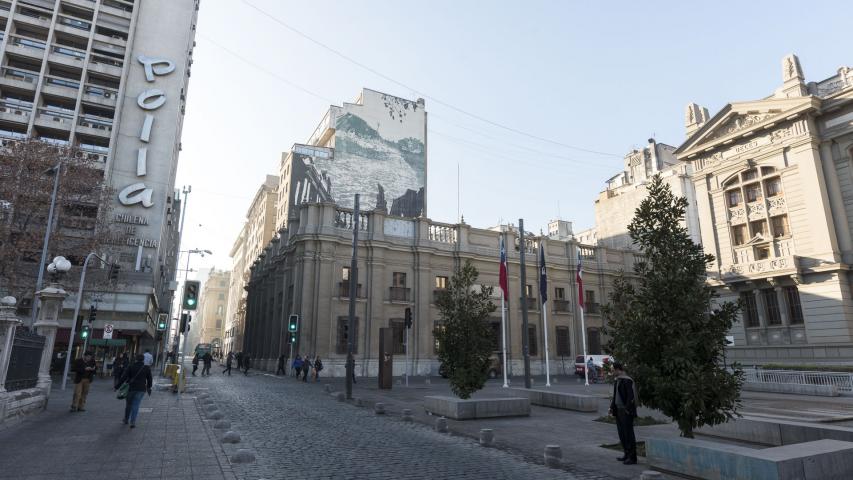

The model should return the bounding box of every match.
[705,113,779,142]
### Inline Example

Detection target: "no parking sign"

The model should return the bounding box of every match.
[103,324,114,340]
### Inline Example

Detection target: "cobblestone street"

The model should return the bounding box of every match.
[200,371,617,480]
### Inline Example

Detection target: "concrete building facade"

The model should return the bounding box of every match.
[243,202,642,376]
[197,269,230,351]
[676,54,853,365]
[0,0,198,353]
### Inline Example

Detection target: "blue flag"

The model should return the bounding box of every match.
[539,242,547,304]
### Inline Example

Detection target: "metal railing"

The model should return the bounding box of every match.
[553,299,571,312]
[389,286,410,302]
[10,35,46,51]
[84,84,118,99]
[2,67,38,83]
[52,45,87,59]
[45,75,81,90]
[744,367,853,395]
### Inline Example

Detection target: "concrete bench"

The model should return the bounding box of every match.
[647,437,853,480]
[743,381,839,397]
[697,416,853,446]
[423,396,530,420]
[508,388,598,412]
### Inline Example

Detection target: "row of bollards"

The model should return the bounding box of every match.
[198,392,255,464]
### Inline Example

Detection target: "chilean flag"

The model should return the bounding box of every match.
[499,234,509,298]
[577,250,584,310]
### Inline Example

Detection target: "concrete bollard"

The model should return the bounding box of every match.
[401,409,413,422]
[479,429,494,446]
[230,449,256,463]
[336,392,345,402]
[324,384,333,393]
[544,445,562,468]
[213,420,231,430]
[374,403,386,415]
[435,417,448,433]
[221,431,241,444]
[640,472,663,480]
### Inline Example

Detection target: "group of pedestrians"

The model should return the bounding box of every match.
[289,354,323,382]
[191,351,214,376]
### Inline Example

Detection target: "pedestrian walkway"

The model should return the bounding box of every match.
[0,376,235,480]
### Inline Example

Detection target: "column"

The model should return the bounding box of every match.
[753,289,767,345]
[775,287,790,326]
[33,284,68,396]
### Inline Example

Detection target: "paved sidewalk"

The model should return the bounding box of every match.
[0,376,235,480]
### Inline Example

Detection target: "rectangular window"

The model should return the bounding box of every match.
[755,246,770,260]
[763,289,781,326]
[433,321,444,354]
[771,215,790,238]
[742,169,758,181]
[527,325,538,356]
[727,189,742,207]
[489,320,501,351]
[525,284,534,298]
[732,225,747,246]
[765,177,782,197]
[393,272,407,287]
[435,276,448,289]
[745,183,762,203]
[336,316,359,354]
[342,266,350,281]
[390,319,406,354]
[218,292,225,300]
[785,286,804,325]
[556,326,570,356]
[554,287,565,300]
[585,290,596,305]
[741,292,759,327]
[750,220,768,237]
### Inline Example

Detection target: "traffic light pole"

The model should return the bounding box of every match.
[61,252,105,391]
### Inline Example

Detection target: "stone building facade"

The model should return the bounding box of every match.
[676,54,853,365]
[197,269,230,349]
[243,202,642,377]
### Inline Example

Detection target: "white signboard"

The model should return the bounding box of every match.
[725,335,735,347]
[103,324,114,340]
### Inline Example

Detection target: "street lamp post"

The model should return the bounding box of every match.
[61,252,105,391]
[176,248,211,402]
[29,163,62,328]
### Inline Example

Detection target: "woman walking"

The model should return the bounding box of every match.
[313,356,323,382]
[116,354,152,428]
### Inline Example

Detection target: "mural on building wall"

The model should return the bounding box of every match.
[291,92,426,218]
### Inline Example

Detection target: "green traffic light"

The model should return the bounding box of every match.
[187,299,196,306]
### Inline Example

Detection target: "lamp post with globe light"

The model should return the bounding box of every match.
[34,256,70,394]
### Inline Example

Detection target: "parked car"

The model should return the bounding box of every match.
[440,354,503,379]
[574,354,613,377]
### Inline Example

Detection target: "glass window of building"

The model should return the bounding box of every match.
[763,289,781,326]
[727,189,742,207]
[785,287,804,325]
[755,246,770,260]
[555,326,570,356]
[732,225,747,246]
[765,177,782,197]
[392,272,407,287]
[527,325,538,356]
[554,287,565,300]
[750,220,768,237]
[771,215,790,238]
[435,275,448,289]
[745,183,762,203]
[741,292,759,327]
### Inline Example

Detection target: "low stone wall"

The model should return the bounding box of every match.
[509,388,598,412]
[743,381,839,397]
[647,437,853,480]
[0,388,47,425]
[423,395,530,420]
[697,417,853,446]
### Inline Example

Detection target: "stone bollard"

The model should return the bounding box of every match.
[231,449,256,464]
[324,384,333,393]
[336,392,345,402]
[221,431,241,444]
[544,445,562,468]
[213,420,231,430]
[374,403,386,415]
[401,409,413,422]
[640,472,663,480]
[479,429,494,446]
[435,417,448,433]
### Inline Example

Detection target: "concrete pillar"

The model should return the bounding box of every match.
[775,287,790,326]
[753,289,767,328]
[0,297,22,393]
[33,284,68,396]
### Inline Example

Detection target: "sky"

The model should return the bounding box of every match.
[175,0,853,274]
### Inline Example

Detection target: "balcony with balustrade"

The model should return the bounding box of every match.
[77,114,113,137]
[0,98,32,124]
[82,83,118,107]
[7,35,47,59]
[42,75,81,98]
[0,66,39,90]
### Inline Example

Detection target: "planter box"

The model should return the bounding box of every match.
[743,381,839,397]
[509,388,598,412]
[697,417,853,447]
[423,395,530,420]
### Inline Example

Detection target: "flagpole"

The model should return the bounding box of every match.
[539,240,551,387]
[543,303,551,387]
[577,250,589,387]
[501,294,508,388]
[580,306,589,386]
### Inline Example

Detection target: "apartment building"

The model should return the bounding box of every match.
[197,269,229,350]
[0,0,198,351]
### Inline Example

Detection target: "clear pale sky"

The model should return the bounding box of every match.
[176,0,853,273]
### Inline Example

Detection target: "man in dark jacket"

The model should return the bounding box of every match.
[276,354,286,376]
[117,354,153,428]
[236,351,243,370]
[70,351,97,412]
[243,353,251,375]
[191,353,199,376]
[223,352,233,376]
[608,362,639,465]
[201,352,212,376]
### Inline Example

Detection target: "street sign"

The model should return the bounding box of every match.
[103,323,114,340]
[725,335,735,347]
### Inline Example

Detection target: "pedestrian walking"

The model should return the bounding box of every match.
[116,354,153,428]
[587,357,598,384]
[608,362,639,465]
[112,354,126,389]
[202,351,212,376]
[191,353,199,376]
[223,352,233,376]
[70,351,97,412]
[313,356,323,382]
[143,349,153,367]
[302,355,312,382]
[236,351,244,370]
[243,353,251,375]
[276,354,287,375]
[292,355,303,379]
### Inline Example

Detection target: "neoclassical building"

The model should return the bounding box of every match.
[242,203,642,376]
[676,54,853,364]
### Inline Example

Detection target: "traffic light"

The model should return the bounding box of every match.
[109,263,120,282]
[404,307,413,329]
[179,313,191,333]
[157,313,168,331]
[88,304,97,323]
[80,325,90,339]
[287,314,299,333]
[182,280,200,310]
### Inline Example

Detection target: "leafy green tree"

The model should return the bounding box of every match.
[434,260,496,399]
[603,175,743,437]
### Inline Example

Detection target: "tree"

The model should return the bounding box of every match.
[603,175,743,438]
[0,138,116,302]
[434,260,496,399]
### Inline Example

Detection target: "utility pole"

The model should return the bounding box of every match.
[30,163,62,328]
[519,219,531,389]
[345,194,360,400]
[166,186,191,365]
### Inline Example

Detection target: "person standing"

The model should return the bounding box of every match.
[243,353,251,375]
[236,351,244,370]
[587,357,598,384]
[276,354,286,376]
[302,355,311,382]
[117,354,153,428]
[191,352,199,376]
[143,349,153,367]
[223,352,233,376]
[202,351,212,376]
[292,355,303,379]
[609,362,639,465]
[70,352,97,412]
[313,356,323,382]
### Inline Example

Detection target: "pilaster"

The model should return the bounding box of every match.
[34,284,68,396]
